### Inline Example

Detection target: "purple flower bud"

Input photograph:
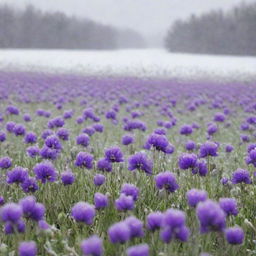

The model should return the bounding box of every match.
[7,167,28,184]
[196,200,226,233]
[75,152,94,169]
[121,183,139,201]
[128,152,153,175]
[93,174,106,186]
[225,226,244,245]
[76,134,90,147]
[219,198,238,216]
[124,216,144,238]
[155,171,179,192]
[71,202,95,225]
[33,161,57,184]
[61,171,75,185]
[0,203,23,223]
[18,241,37,256]
[146,211,163,231]
[94,193,108,210]
[81,235,103,256]
[186,189,208,207]
[108,221,130,244]
[96,158,112,172]
[0,157,12,169]
[115,194,134,211]
[231,168,251,184]
[105,146,124,163]
[126,244,149,256]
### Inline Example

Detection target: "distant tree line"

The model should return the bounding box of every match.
[0,5,145,49]
[165,3,256,56]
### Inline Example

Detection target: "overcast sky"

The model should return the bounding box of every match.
[0,0,255,39]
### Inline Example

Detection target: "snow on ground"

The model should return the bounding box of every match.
[0,49,255,81]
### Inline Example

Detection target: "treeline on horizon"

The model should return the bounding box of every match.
[165,2,256,56]
[0,5,145,49]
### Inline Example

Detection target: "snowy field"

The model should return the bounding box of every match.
[0,49,255,81]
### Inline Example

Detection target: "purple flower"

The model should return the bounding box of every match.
[207,123,218,136]
[6,105,19,115]
[93,123,104,133]
[126,244,149,256]
[7,167,28,184]
[178,153,197,170]
[6,121,16,133]
[196,200,226,233]
[115,194,134,211]
[155,171,179,192]
[40,146,59,160]
[0,131,6,142]
[108,221,130,244]
[75,152,94,169]
[231,168,251,184]
[38,220,50,230]
[144,133,174,154]
[18,241,37,256]
[26,146,40,158]
[23,114,31,122]
[4,219,25,234]
[0,157,12,169]
[63,110,73,119]
[0,196,5,206]
[19,196,45,221]
[41,129,53,140]
[33,161,57,184]
[94,193,108,210]
[214,112,225,122]
[96,158,112,172]
[45,135,62,150]
[225,144,234,153]
[241,134,250,143]
[197,161,208,176]
[48,117,65,129]
[121,183,139,201]
[185,140,196,151]
[219,198,238,216]
[14,124,26,136]
[128,152,153,175]
[0,203,23,223]
[21,177,39,193]
[122,135,134,145]
[57,128,69,141]
[124,120,147,132]
[61,171,75,185]
[125,216,144,238]
[160,209,190,243]
[24,132,37,144]
[225,226,244,245]
[186,189,208,207]
[199,141,218,158]
[146,211,163,231]
[83,126,95,136]
[76,134,90,147]
[81,235,103,256]
[221,177,229,185]
[93,174,106,186]
[104,146,124,163]
[71,202,95,225]
[180,124,193,135]
[162,209,186,229]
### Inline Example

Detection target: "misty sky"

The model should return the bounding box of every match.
[0,0,255,39]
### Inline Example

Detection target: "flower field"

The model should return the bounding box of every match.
[0,71,256,256]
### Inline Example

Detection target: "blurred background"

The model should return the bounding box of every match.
[0,0,255,55]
